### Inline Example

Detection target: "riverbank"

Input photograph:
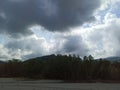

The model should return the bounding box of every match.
[0,78,120,90]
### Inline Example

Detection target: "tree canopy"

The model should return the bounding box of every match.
[0,54,120,82]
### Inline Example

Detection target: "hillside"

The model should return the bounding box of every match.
[103,56,120,62]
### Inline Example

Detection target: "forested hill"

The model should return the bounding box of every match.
[27,55,120,63]
[0,54,120,82]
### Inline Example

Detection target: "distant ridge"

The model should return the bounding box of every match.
[103,56,120,62]
[27,55,120,62]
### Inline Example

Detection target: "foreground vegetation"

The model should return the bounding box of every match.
[0,54,120,82]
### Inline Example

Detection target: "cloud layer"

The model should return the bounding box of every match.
[0,0,101,37]
[1,0,120,60]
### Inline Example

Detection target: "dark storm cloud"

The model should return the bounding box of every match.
[0,0,101,37]
[61,35,88,56]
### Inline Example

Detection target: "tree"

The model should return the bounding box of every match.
[4,59,23,77]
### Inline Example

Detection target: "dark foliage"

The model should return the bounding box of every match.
[0,54,120,82]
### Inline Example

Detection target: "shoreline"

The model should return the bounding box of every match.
[0,78,120,83]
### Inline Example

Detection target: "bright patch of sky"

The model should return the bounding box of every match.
[110,2,120,18]
[0,35,6,44]
[30,25,56,43]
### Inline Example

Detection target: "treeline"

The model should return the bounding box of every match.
[0,54,120,82]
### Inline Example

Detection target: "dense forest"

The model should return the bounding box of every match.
[0,54,120,82]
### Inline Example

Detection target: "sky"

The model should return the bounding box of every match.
[0,0,120,60]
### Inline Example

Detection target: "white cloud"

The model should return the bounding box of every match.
[5,35,53,59]
[71,8,120,58]
[0,44,10,60]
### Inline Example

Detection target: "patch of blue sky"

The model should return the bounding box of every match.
[97,3,112,23]
[32,28,55,42]
[82,3,112,28]
[97,42,103,50]
[82,23,91,28]
[0,35,6,44]
[110,3,120,18]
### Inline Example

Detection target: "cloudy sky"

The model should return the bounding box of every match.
[0,0,120,60]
